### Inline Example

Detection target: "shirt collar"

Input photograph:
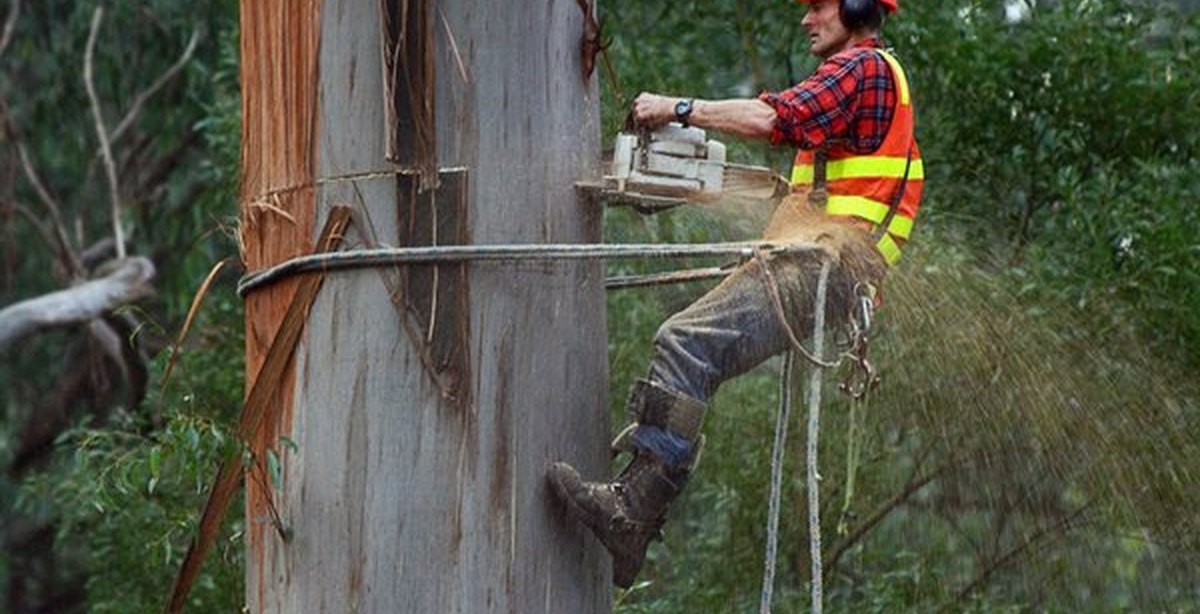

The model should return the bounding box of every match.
[853,36,885,50]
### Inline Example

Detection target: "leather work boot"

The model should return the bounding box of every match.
[547,380,706,588]
[547,455,685,587]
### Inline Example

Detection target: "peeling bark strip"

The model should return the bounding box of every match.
[381,0,437,188]
[166,206,352,614]
[237,2,321,601]
[396,170,471,407]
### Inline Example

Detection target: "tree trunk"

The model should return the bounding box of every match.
[239,1,609,612]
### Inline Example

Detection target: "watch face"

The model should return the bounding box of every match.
[675,99,693,120]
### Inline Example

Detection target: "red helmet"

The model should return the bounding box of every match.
[795,0,899,13]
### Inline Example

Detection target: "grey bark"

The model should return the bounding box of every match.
[0,257,154,352]
[246,1,610,613]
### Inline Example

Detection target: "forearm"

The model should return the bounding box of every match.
[632,92,776,142]
[690,98,776,141]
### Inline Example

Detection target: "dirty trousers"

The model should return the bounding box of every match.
[646,251,855,404]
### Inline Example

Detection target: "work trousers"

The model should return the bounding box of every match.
[646,250,863,404]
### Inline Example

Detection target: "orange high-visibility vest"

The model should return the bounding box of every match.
[790,49,923,266]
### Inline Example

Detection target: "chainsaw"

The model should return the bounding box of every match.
[581,123,785,212]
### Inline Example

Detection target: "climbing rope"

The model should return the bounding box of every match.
[759,259,832,614]
[760,351,794,614]
[804,259,832,614]
[838,392,867,537]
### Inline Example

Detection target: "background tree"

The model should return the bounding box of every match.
[0,1,242,612]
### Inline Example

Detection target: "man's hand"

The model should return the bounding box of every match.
[632,93,679,130]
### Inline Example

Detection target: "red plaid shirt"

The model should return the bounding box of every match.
[758,38,896,154]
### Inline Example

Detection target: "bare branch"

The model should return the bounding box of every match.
[10,202,59,255]
[109,27,201,145]
[952,501,1094,606]
[16,143,82,275]
[87,318,131,396]
[0,0,18,59]
[824,462,948,578]
[0,256,155,352]
[84,6,125,259]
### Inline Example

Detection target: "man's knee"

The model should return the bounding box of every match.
[653,312,695,350]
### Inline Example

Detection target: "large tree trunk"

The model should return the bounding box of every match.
[239,1,609,612]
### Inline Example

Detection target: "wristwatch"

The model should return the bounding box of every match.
[674,98,694,127]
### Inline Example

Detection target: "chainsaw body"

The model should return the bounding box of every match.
[608,123,727,198]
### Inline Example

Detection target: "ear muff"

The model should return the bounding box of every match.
[840,0,878,31]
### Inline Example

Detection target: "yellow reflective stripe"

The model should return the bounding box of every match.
[791,164,814,185]
[876,49,910,106]
[876,233,902,266]
[826,156,924,181]
[826,195,914,239]
[791,157,923,186]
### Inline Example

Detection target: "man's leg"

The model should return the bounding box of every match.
[648,253,823,401]
[549,253,833,587]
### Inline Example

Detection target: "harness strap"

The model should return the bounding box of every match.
[871,142,914,244]
[807,147,830,208]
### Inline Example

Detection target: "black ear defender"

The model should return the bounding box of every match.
[840,0,883,31]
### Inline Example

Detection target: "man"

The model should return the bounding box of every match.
[549,0,923,588]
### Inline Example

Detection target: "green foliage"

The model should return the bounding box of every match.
[893,1,1200,365]
[2,0,244,611]
[19,414,243,614]
[14,282,246,614]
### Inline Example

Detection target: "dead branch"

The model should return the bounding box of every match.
[86,317,132,397]
[84,6,125,259]
[101,311,150,408]
[0,0,18,59]
[109,27,201,146]
[0,256,155,352]
[156,259,227,426]
[79,237,118,271]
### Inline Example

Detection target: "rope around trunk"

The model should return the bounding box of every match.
[237,241,826,297]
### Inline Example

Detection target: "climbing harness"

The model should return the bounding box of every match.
[754,249,880,400]
[839,283,881,398]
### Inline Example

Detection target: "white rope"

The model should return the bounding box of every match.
[760,259,831,614]
[806,259,831,614]
[760,351,794,614]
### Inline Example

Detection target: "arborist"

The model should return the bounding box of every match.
[548,0,924,588]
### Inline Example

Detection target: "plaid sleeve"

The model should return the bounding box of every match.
[758,48,896,153]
